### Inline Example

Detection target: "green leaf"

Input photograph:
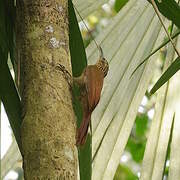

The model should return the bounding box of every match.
[114,0,129,13]
[0,49,22,153]
[0,1,21,153]
[162,114,174,177]
[78,135,92,180]
[154,0,180,29]
[0,0,15,65]
[127,139,146,163]
[131,28,180,76]
[0,1,8,56]
[68,0,87,77]
[126,115,148,163]
[68,1,91,180]
[150,56,180,94]
[135,114,148,137]
[114,164,138,180]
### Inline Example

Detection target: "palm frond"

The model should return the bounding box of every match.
[140,37,180,180]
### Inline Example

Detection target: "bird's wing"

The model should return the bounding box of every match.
[85,66,104,112]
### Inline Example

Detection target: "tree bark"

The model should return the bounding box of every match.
[16,0,78,179]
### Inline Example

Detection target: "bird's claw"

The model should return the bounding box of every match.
[56,64,73,88]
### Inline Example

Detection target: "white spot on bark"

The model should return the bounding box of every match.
[45,25,54,33]
[50,37,59,48]
[59,41,66,46]
[64,146,74,161]
[58,6,63,12]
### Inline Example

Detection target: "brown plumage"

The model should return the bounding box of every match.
[75,58,109,146]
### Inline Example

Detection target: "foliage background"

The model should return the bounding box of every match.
[1,0,180,179]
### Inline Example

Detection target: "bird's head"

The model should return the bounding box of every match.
[96,57,109,77]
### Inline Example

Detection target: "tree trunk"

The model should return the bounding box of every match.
[16,0,78,179]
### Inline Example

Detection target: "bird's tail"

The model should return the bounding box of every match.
[76,113,91,146]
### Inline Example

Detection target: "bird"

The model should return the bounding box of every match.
[57,47,109,146]
[74,47,109,146]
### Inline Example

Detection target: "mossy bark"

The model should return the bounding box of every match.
[16,0,78,179]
